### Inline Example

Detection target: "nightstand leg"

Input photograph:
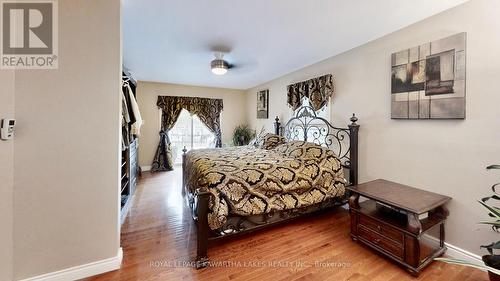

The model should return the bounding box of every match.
[348,193,360,239]
[406,268,420,277]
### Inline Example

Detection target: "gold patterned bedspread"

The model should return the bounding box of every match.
[185,141,347,230]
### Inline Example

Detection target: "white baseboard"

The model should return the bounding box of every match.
[19,248,123,281]
[443,241,483,265]
[423,234,483,267]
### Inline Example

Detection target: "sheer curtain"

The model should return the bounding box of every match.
[169,110,215,164]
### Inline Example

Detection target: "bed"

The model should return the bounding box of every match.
[182,105,360,268]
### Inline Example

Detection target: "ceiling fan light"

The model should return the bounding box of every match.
[211,59,229,75]
[211,67,227,75]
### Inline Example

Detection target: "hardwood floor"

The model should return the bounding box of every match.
[87,169,488,281]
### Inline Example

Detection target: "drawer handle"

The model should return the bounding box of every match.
[377,225,382,232]
[374,238,381,244]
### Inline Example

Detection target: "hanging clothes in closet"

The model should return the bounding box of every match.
[121,90,131,151]
[121,81,143,151]
[126,84,143,136]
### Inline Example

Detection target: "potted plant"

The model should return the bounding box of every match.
[232,125,255,146]
[436,165,500,280]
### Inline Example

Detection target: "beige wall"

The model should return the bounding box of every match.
[136,81,247,168]
[0,71,14,281]
[13,0,122,279]
[246,0,500,255]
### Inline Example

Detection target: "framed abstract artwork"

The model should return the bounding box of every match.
[391,33,466,119]
[257,89,269,119]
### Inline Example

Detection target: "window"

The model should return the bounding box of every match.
[168,109,215,164]
[288,97,331,142]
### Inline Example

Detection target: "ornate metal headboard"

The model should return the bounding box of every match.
[274,105,359,185]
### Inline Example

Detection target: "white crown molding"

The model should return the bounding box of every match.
[18,248,123,281]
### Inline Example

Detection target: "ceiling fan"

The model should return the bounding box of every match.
[210,52,232,75]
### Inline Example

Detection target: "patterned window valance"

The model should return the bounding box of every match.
[157,96,224,123]
[286,74,334,111]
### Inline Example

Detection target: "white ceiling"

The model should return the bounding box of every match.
[123,0,469,90]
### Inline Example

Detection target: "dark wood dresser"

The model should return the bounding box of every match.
[346,179,451,276]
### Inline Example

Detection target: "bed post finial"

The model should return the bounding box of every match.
[274,116,281,135]
[348,113,359,185]
[350,113,358,125]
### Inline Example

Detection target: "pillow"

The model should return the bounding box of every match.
[275,140,335,160]
[255,133,286,150]
[274,140,305,154]
[248,127,265,147]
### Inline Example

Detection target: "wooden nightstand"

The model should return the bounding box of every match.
[346,179,451,276]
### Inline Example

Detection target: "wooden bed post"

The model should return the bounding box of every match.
[183,145,211,268]
[182,146,187,196]
[196,190,211,269]
[274,116,281,135]
[348,114,359,185]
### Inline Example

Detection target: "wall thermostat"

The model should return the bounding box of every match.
[1,119,15,140]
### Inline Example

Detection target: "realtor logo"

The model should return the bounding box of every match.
[1,0,58,69]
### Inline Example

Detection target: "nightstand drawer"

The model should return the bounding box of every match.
[358,225,404,260]
[359,214,403,244]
